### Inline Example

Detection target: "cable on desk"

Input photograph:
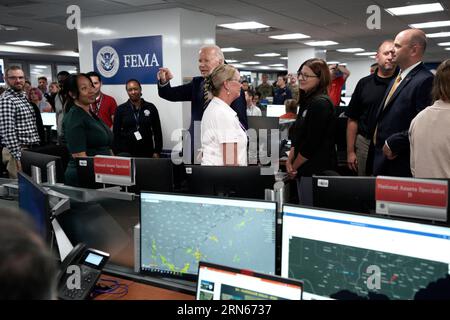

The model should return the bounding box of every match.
[91,278,129,299]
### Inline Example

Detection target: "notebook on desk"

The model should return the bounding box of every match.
[196,262,303,300]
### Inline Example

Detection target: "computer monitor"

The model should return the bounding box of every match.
[140,192,277,280]
[21,150,64,184]
[130,158,174,194]
[266,104,286,117]
[282,205,450,300]
[312,176,376,214]
[247,116,280,160]
[40,112,57,130]
[185,165,275,200]
[247,116,279,132]
[196,261,303,300]
[74,157,103,189]
[18,172,52,243]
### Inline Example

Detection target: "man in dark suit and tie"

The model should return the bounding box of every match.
[157,45,247,163]
[372,29,433,177]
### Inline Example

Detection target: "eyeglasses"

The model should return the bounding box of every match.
[297,73,318,80]
[7,76,25,81]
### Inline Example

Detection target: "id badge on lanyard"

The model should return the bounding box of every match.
[133,107,141,140]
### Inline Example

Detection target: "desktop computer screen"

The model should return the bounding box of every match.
[312,176,376,214]
[18,172,51,243]
[265,105,286,117]
[140,192,277,280]
[185,165,275,200]
[21,150,64,184]
[282,205,450,300]
[196,261,303,300]
[40,112,57,130]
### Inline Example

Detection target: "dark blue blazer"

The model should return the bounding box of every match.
[157,76,248,130]
[373,63,433,177]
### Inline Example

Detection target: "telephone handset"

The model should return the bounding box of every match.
[57,243,110,300]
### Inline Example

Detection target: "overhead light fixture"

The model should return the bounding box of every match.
[336,48,365,53]
[426,32,450,38]
[269,33,310,40]
[438,42,450,46]
[326,61,340,65]
[68,70,78,74]
[386,3,443,16]
[280,57,288,60]
[0,24,19,31]
[254,53,281,57]
[241,61,260,65]
[369,56,376,59]
[219,21,270,30]
[269,64,285,67]
[256,66,271,69]
[6,40,52,47]
[221,47,242,52]
[34,65,48,69]
[304,41,338,46]
[230,63,245,68]
[445,48,450,51]
[410,20,450,29]
[355,52,377,56]
[225,59,238,63]
[79,27,113,36]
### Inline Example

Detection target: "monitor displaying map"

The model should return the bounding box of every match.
[282,205,450,300]
[140,192,277,280]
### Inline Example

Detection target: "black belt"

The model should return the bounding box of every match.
[20,144,39,149]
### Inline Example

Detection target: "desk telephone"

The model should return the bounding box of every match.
[57,243,110,300]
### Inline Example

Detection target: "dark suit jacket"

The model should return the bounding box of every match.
[157,76,248,129]
[372,63,433,177]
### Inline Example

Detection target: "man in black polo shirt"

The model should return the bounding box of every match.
[345,40,398,175]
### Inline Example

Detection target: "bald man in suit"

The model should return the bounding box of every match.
[372,29,433,177]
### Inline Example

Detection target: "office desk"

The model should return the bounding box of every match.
[94,276,195,300]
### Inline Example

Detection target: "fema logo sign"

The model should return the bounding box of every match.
[96,46,119,78]
[92,35,163,85]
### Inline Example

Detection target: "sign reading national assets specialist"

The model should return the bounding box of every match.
[92,35,163,85]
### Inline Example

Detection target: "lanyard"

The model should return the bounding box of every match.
[131,103,140,131]
[91,94,103,115]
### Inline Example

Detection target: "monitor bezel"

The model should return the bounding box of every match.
[18,171,52,244]
[184,165,276,200]
[196,261,303,300]
[139,191,278,281]
[281,203,450,300]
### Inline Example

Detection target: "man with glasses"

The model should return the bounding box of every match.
[0,66,40,178]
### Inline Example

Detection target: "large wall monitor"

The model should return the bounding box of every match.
[282,205,450,300]
[140,192,277,280]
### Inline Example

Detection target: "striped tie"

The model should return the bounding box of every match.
[203,80,210,110]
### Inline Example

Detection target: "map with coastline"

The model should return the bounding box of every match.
[141,199,276,275]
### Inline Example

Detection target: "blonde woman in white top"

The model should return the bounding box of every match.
[409,59,450,178]
[201,65,248,166]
